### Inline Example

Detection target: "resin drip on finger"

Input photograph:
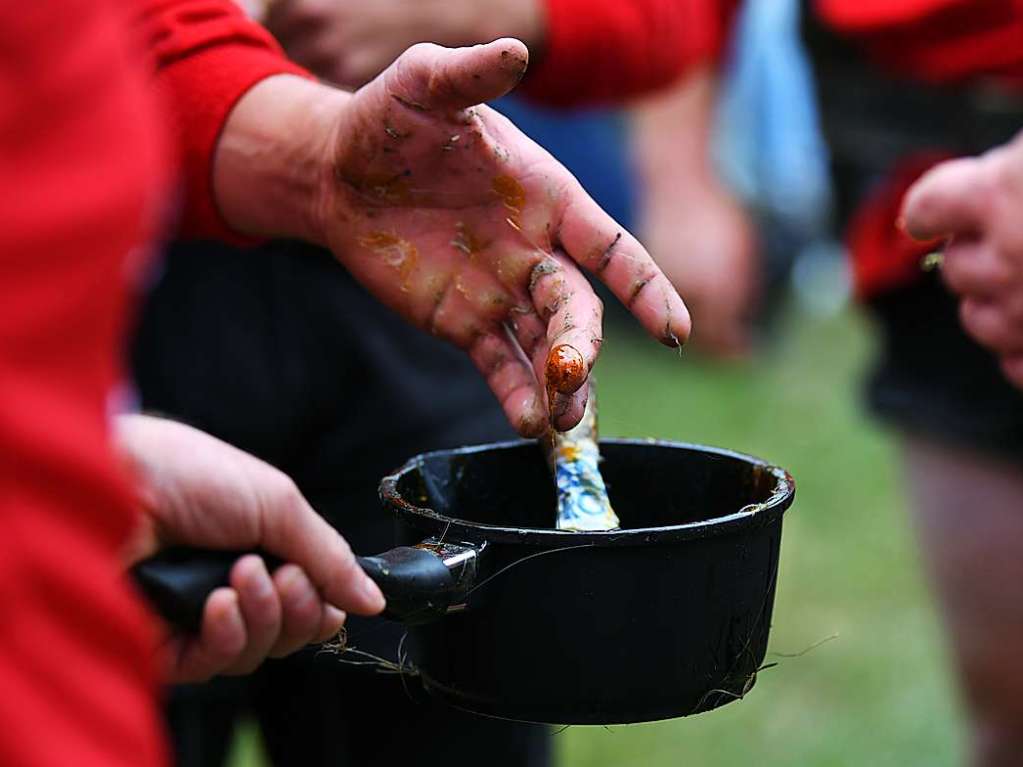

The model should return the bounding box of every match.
[545,343,586,395]
[544,381,620,532]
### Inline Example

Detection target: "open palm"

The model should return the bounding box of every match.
[319,39,690,434]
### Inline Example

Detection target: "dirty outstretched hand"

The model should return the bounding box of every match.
[118,416,385,682]
[902,131,1023,389]
[214,40,690,434]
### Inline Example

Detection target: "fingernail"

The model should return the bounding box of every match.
[236,554,272,598]
[324,605,346,631]
[251,558,273,599]
[276,564,308,600]
[362,577,386,611]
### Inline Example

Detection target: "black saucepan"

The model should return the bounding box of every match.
[134,439,795,724]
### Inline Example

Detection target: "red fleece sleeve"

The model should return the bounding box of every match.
[135,0,311,240]
[817,0,1023,84]
[520,0,738,107]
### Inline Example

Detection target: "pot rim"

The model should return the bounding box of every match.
[378,439,795,546]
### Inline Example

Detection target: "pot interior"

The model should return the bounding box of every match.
[395,440,788,531]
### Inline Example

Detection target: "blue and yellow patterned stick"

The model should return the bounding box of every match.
[545,383,620,531]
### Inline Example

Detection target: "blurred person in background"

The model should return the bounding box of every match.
[615,4,1023,762]
[4,0,694,764]
[701,2,1023,763]
[134,1,716,765]
[630,65,760,358]
[667,2,1023,763]
[797,5,1023,764]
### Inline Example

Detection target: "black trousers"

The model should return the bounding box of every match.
[132,240,551,766]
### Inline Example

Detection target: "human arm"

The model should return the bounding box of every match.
[631,66,758,358]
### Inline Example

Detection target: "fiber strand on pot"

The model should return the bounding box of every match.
[544,380,620,531]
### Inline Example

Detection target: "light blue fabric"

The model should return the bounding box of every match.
[493,97,634,230]
[716,0,832,236]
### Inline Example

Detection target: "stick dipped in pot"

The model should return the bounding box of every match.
[543,372,620,532]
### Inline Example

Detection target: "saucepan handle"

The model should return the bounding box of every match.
[132,539,481,633]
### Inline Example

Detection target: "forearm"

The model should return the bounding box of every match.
[212,75,348,245]
[137,0,312,240]
[631,67,721,198]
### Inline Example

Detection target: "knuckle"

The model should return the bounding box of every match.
[332,538,359,580]
[516,408,547,438]
[258,473,309,552]
[528,258,562,293]
[288,596,323,637]
[988,152,1015,195]
[405,41,440,59]
[267,472,305,518]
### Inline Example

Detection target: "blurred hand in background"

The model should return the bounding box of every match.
[263,0,545,87]
[902,131,1023,388]
[631,68,760,360]
[118,415,385,683]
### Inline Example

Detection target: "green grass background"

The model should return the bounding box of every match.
[230,308,965,766]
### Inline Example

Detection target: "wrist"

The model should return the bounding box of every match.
[213,75,351,246]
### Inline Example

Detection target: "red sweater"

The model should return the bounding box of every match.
[522,0,739,106]
[0,2,304,765]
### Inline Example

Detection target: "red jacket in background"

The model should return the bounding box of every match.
[522,0,739,106]
[0,2,168,764]
[820,0,1023,85]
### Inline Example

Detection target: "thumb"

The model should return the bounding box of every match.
[901,156,988,241]
[387,38,528,112]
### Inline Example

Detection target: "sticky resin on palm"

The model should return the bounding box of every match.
[545,381,620,532]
